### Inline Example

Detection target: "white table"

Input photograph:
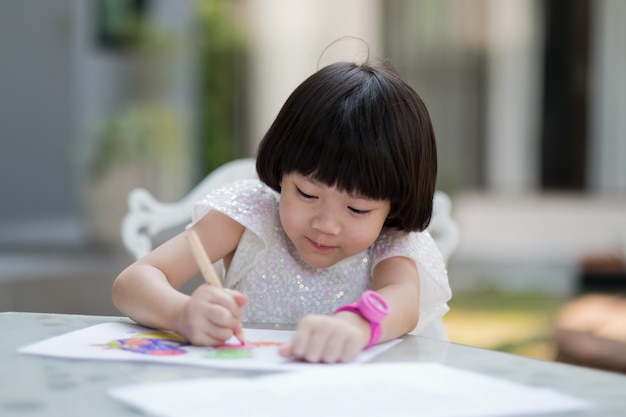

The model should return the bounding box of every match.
[2,312,625,416]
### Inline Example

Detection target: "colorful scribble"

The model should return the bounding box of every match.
[103,331,284,359]
[106,332,189,356]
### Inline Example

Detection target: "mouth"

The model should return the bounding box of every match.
[306,237,336,252]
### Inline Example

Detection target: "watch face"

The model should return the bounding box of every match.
[371,297,385,310]
[360,290,390,323]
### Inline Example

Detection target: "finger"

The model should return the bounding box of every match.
[186,293,238,333]
[299,328,331,363]
[208,330,235,345]
[183,317,232,346]
[289,326,312,360]
[204,302,242,331]
[278,343,293,358]
[187,330,226,346]
[320,333,347,363]
[224,288,248,305]
[203,287,248,321]
[195,286,240,323]
[224,289,249,318]
[338,338,363,363]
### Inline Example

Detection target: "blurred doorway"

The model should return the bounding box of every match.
[540,0,591,191]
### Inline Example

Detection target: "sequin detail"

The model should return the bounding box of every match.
[191,180,451,333]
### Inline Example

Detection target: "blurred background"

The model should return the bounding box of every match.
[1,1,625,369]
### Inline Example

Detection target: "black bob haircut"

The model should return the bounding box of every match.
[256,61,437,232]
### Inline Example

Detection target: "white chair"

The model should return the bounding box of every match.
[121,157,459,262]
[430,191,460,263]
[121,158,257,260]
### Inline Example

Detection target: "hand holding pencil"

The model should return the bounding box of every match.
[186,229,246,345]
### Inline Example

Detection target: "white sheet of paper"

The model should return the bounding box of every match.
[109,362,590,417]
[18,322,400,371]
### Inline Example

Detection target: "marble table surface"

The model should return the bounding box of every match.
[2,312,625,417]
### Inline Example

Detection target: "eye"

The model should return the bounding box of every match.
[296,186,315,199]
[348,206,370,215]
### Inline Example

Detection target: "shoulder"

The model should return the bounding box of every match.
[191,179,279,224]
[191,179,280,238]
[371,228,444,268]
[205,179,275,202]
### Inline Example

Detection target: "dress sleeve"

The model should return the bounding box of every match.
[188,180,280,288]
[370,229,452,335]
[189,179,278,246]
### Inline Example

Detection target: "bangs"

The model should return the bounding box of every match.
[285,108,401,203]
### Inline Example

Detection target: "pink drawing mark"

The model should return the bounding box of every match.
[215,340,283,349]
[207,340,283,359]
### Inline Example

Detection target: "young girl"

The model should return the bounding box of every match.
[112,60,452,363]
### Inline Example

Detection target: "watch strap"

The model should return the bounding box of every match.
[334,303,383,348]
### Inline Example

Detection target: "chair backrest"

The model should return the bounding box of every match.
[121,158,257,260]
[430,191,460,262]
[121,157,459,262]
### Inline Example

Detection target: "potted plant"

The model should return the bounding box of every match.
[81,23,188,248]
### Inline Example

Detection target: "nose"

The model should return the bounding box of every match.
[311,207,341,235]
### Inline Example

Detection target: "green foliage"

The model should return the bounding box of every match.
[89,103,183,179]
[85,2,248,181]
[196,0,248,175]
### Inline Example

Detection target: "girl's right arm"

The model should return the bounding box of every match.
[112,210,247,345]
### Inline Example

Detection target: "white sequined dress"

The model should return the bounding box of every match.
[191,180,451,336]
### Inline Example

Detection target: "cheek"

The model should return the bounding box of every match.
[362,225,385,247]
[278,199,302,237]
[344,219,384,249]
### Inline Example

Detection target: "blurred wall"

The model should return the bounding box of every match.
[589,0,626,195]
[0,2,81,246]
[0,1,196,249]
[240,0,382,154]
[485,0,542,192]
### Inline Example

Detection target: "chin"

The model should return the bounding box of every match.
[306,260,337,269]
[299,252,340,269]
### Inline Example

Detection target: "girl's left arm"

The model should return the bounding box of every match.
[369,255,421,342]
[280,255,419,363]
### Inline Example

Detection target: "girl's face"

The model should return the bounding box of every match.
[279,172,390,269]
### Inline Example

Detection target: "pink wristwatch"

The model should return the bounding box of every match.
[334,290,390,348]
